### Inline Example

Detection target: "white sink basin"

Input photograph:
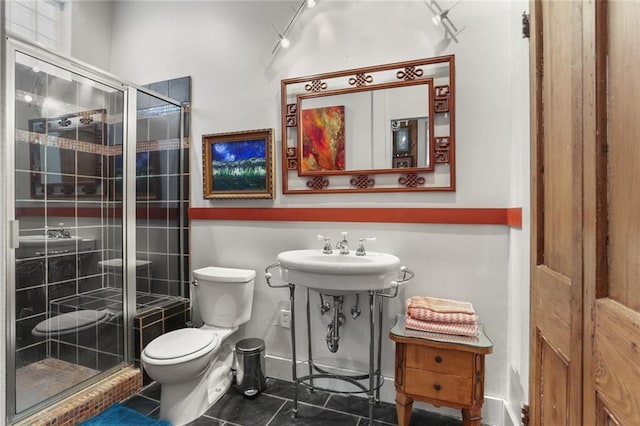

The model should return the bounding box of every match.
[19,235,82,248]
[276,249,402,295]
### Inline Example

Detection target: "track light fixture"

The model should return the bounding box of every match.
[425,0,464,43]
[271,0,316,55]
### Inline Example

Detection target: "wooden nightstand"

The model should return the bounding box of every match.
[389,316,493,426]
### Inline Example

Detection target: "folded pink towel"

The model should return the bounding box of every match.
[406,296,475,315]
[407,307,478,324]
[405,316,479,337]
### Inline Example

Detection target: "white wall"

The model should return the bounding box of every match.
[70,0,114,70]
[505,1,530,425]
[80,1,529,424]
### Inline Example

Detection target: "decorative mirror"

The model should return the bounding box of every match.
[280,55,455,194]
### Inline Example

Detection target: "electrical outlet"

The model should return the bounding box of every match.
[279,309,291,328]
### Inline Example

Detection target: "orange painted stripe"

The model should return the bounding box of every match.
[189,207,523,226]
[506,208,523,228]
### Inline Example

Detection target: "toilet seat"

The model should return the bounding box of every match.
[32,310,113,337]
[142,328,219,366]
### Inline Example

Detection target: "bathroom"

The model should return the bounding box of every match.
[0,1,529,425]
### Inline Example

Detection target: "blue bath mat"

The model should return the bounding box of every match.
[80,403,171,426]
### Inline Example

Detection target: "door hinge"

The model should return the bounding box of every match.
[521,403,530,425]
[522,12,530,39]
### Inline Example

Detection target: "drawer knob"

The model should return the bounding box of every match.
[433,383,441,391]
[435,356,442,363]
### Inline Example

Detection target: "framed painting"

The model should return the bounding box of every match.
[393,156,413,169]
[300,105,346,172]
[393,126,410,153]
[202,128,275,199]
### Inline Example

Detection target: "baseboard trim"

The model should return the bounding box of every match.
[266,354,506,425]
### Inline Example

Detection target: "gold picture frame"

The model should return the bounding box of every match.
[202,128,275,199]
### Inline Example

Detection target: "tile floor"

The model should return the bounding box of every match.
[123,377,463,425]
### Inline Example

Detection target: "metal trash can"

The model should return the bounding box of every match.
[234,338,267,397]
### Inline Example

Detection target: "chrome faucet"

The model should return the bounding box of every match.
[46,223,71,239]
[317,234,333,254]
[335,232,349,254]
[355,237,376,256]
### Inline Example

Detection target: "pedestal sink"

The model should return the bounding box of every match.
[17,235,95,258]
[19,235,82,248]
[265,247,413,425]
[276,249,402,295]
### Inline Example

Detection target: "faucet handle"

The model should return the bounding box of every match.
[317,234,333,254]
[356,237,376,256]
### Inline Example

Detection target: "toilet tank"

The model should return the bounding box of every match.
[192,266,256,328]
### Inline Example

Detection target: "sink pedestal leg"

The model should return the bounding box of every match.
[289,284,298,417]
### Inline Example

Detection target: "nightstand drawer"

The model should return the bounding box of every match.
[406,345,473,375]
[405,368,473,406]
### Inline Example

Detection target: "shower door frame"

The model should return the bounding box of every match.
[3,36,186,424]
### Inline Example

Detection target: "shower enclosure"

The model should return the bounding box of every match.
[5,38,190,423]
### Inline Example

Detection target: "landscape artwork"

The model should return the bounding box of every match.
[202,129,274,199]
[300,105,346,172]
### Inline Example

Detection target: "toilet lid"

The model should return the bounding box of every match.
[144,328,218,360]
[33,310,111,335]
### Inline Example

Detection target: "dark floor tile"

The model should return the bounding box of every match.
[325,394,397,423]
[270,401,360,425]
[140,381,161,401]
[147,406,161,420]
[184,415,225,426]
[264,377,331,407]
[408,409,463,426]
[121,394,160,416]
[204,391,285,425]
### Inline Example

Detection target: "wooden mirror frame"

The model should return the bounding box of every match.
[280,55,455,194]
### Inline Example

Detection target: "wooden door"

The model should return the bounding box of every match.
[529,0,585,424]
[587,1,640,424]
[531,0,640,424]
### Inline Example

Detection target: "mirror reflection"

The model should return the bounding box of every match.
[391,117,430,169]
[281,55,455,194]
[298,83,432,174]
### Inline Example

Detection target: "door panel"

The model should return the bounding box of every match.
[594,300,640,425]
[534,267,571,357]
[606,0,640,310]
[533,1,640,425]
[529,0,583,424]
[539,336,569,425]
[591,1,640,425]
[541,0,575,276]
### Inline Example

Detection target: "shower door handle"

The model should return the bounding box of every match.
[9,220,19,248]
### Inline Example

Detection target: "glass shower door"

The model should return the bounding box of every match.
[12,49,127,418]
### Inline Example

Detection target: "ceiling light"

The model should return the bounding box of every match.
[425,0,464,43]
[24,94,33,102]
[271,0,314,55]
[432,9,448,26]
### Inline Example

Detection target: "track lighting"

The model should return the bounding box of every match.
[271,0,316,55]
[425,0,464,43]
[280,35,291,48]
[432,9,449,25]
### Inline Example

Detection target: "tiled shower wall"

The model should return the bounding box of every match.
[13,66,191,370]
[136,76,191,299]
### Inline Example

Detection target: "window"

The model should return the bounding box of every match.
[6,0,69,53]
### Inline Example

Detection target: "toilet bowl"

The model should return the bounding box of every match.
[32,309,115,338]
[141,266,256,426]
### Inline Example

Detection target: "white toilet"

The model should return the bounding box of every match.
[141,266,256,426]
